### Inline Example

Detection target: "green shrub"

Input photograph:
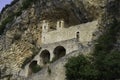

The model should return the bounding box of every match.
[31,65,42,73]
[21,0,37,10]
[29,61,42,73]
[13,33,21,40]
[47,66,51,75]
[15,10,22,17]
[65,18,120,80]
[65,55,99,80]
[0,15,14,35]
[93,18,120,79]
[101,50,120,79]
[0,0,38,35]
[0,10,22,35]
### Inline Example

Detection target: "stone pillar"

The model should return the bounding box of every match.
[42,20,49,32]
[42,20,49,44]
[60,20,64,28]
[57,20,64,30]
[57,21,60,29]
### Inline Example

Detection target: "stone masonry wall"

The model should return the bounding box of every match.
[42,20,98,45]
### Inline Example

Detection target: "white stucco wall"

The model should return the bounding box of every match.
[41,21,98,45]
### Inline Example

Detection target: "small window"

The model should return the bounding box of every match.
[59,21,61,28]
[76,32,80,39]
[44,26,46,29]
[43,37,45,41]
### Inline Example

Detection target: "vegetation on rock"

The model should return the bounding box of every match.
[0,14,14,35]
[29,61,42,73]
[0,0,38,35]
[0,0,19,14]
[65,0,120,80]
[65,55,99,80]
[21,0,38,10]
[21,47,41,69]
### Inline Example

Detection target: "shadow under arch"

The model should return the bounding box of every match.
[29,60,41,74]
[53,46,66,61]
[40,49,50,64]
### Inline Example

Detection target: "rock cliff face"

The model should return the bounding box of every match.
[0,0,120,80]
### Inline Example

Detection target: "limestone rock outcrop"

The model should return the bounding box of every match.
[0,0,120,80]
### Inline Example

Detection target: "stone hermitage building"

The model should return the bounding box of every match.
[19,20,98,77]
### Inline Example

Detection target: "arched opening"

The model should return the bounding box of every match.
[29,60,41,74]
[53,46,66,61]
[44,26,46,29]
[76,32,80,39]
[40,50,50,64]
[59,21,61,28]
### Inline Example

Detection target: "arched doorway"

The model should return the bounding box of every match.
[53,46,66,61]
[40,50,50,64]
[29,60,41,74]
[76,31,80,39]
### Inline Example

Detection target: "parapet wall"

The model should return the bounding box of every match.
[41,21,98,45]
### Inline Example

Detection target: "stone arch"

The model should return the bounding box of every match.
[29,60,41,74]
[53,46,66,61]
[40,50,50,64]
[42,20,49,32]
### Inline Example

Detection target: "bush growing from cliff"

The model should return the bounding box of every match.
[47,66,51,75]
[65,18,120,80]
[92,18,120,79]
[65,44,120,80]
[0,10,22,35]
[15,10,22,17]
[65,55,99,80]
[13,33,21,41]
[0,0,38,35]
[31,65,42,73]
[0,14,14,35]
[65,0,120,79]
[29,61,42,73]
[21,0,37,10]
[101,50,120,79]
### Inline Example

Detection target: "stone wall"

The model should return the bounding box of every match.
[19,20,99,78]
[41,20,98,45]
[36,38,81,63]
[19,38,82,77]
[27,47,92,80]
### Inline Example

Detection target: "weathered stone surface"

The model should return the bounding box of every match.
[41,20,98,44]
[0,0,120,80]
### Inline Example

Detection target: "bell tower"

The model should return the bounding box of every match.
[42,20,49,32]
[57,20,64,30]
[42,20,49,44]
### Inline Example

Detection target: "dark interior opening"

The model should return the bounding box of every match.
[29,60,41,73]
[53,46,66,61]
[40,50,50,64]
